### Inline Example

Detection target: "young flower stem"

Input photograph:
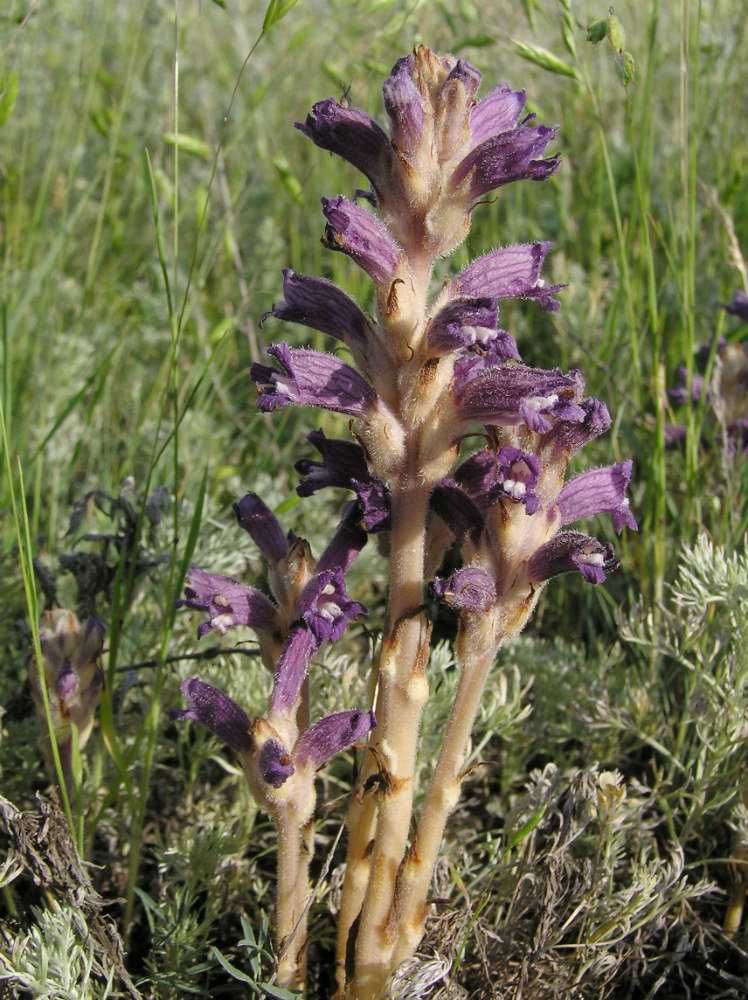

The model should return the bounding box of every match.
[275,804,309,989]
[390,624,504,966]
[348,482,431,1000]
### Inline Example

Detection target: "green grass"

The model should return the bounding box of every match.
[2,0,748,996]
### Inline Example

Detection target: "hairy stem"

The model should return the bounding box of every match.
[275,805,308,990]
[347,482,431,1000]
[390,624,503,965]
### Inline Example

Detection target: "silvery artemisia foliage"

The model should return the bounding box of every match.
[171,45,635,993]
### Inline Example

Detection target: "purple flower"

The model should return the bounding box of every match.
[262,269,377,355]
[429,480,485,545]
[454,363,584,433]
[555,462,637,533]
[298,567,368,644]
[537,396,612,465]
[296,100,392,200]
[527,532,618,585]
[258,738,296,788]
[382,54,427,160]
[427,298,507,355]
[177,566,280,638]
[487,447,542,513]
[469,83,528,143]
[321,196,403,287]
[452,120,559,198]
[315,501,369,574]
[454,243,566,313]
[169,678,253,754]
[295,429,390,531]
[294,709,377,770]
[668,366,706,407]
[233,492,290,564]
[252,342,378,417]
[432,567,496,613]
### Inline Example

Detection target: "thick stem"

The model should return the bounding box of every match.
[275,805,308,990]
[390,624,503,966]
[346,483,431,1000]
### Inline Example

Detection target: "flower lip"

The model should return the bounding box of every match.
[432,567,496,614]
[298,567,368,644]
[527,532,618,585]
[296,99,391,195]
[454,242,565,313]
[251,342,378,417]
[555,461,637,534]
[263,269,377,352]
[294,709,377,771]
[169,678,253,754]
[321,196,403,286]
[176,565,279,638]
[258,738,295,788]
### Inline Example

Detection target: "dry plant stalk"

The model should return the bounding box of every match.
[171,45,634,1000]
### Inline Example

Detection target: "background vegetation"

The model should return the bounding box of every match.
[2,0,748,996]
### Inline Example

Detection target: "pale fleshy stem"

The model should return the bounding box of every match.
[389,621,504,966]
[346,481,432,1000]
[275,804,310,990]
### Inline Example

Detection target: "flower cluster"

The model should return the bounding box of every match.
[173,46,635,999]
[171,491,374,817]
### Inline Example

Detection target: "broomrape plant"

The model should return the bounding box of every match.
[171,46,635,1000]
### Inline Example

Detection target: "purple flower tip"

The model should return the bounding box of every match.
[432,567,496,614]
[294,709,377,771]
[169,678,253,753]
[258,738,295,788]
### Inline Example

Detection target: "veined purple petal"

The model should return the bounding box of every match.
[469,83,527,144]
[445,59,482,104]
[321,196,403,286]
[555,461,637,533]
[252,342,377,417]
[430,480,485,544]
[453,449,496,510]
[294,709,376,771]
[315,501,369,574]
[296,99,391,194]
[262,270,376,352]
[233,492,289,564]
[298,567,367,644]
[177,566,279,638]
[271,626,318,716]
[527,532,618,586]
[432,567,496,613]
[454,364,582,430]
[169,678,252,753]
[258,738,295,788]
[487,447,541,513]
[454,243,565,313]
[452,124,560,198]
[722,290,748,324]
[427,297,500,354]
[382,54,425,160]
[540,397,612,461]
